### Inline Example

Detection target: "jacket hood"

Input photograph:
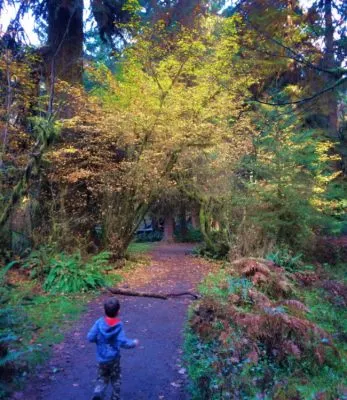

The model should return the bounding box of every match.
[98,317,122,339]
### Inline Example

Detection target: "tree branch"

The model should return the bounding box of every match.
[106,286,200,300]
[233,0,346,78]
[253,76,346,107]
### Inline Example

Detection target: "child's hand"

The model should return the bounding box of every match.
[134,339,139,347]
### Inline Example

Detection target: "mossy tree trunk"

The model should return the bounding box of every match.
[199,201,218,253]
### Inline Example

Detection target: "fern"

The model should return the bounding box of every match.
[266,248,302,272]
[0,261,17,283]
[43,251,111,293]
[186,259,345,399]
[21,245,55,279]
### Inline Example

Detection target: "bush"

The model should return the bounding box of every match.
[43,251,113,293]
[135,230,163,242]
[175,228,203,243]
[185,259,346,399]
[192,240,229,260]
[0,263,25,399]
[224,111,341,259]
[21,245,56,279]
[0,299,24,398]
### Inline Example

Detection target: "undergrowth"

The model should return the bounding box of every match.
[184,259,347,399]
[0,248,122,398]
[22,249,121,293]
[0,283,90,397]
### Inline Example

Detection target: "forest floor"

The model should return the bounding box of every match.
[14,243,218,400]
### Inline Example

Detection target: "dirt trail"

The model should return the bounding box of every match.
[17,243,217,400]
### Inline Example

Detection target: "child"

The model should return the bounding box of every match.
[87,297,138,400]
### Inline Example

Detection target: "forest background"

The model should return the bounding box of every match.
[0,0,346,398]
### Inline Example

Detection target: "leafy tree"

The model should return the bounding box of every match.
[43,16,254,255]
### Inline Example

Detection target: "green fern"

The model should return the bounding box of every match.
[43,252,111,293]
[266,248,302,272]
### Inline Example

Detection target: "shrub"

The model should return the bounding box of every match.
[21,245,56,279]
[185,258,346,399]
[192,241,229,260]
[175,228,203,243]
[135,230,163,242]
[0,263,24,399]
[43,251,112,293]
[230,257,294,298]
[0,299,24,399]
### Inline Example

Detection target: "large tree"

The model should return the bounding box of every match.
[45,0,84,84]
[1,0,216,84]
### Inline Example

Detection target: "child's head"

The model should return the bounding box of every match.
[104,297,120,317]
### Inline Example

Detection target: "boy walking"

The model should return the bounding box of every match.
[87,297,138,400]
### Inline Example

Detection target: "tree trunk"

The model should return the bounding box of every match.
[199,202,217,252]
[46,0,84,84]
[179,203,187,239]
[191,207,200,229]
[323,0,338,140]
[106,286,200,300]
[163,214,175,242]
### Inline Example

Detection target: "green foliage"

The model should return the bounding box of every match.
[0,292,24,398]
[0,261,17,282]
[175,228,203,243]
[192,242,228,260]
[43,251,113,293]
[29,116,61,146]
[0,258,94,398]
[0,265,24,398]
[226,108,340,259]
[21,245,56,279]
[303,288,347,347]
[22,294,86,360]
[266,248,302,272]
[197,270,230,300]
[184,328,221,400]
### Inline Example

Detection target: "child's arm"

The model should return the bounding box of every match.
[117,325,137,349]
[87,321,99,343]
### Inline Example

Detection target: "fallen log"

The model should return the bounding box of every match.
[105,286,200,300]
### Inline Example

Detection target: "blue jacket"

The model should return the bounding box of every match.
[87,317,136,363]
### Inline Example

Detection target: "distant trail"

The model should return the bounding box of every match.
[17,243,217,400]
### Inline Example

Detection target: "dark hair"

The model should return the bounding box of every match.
[104,297,120,317]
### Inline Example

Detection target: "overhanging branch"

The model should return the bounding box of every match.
[253,76,346,107]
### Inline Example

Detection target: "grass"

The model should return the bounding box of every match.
[1,274,96,397]
[7,280,94,367]
[126,242,155,255]
[301,287,347,352]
